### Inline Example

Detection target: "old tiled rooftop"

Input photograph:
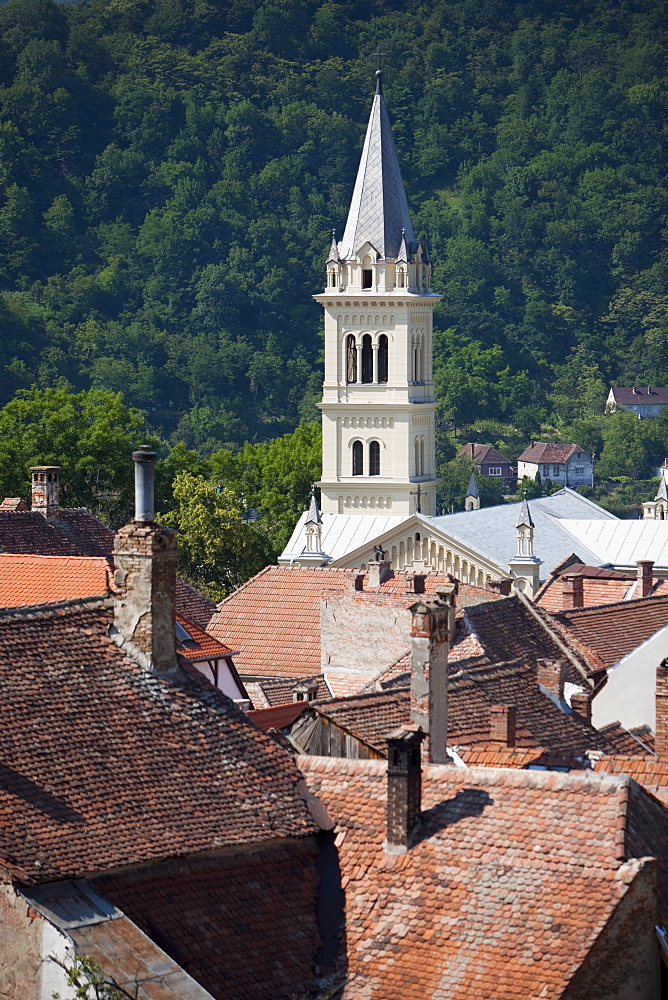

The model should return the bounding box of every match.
[0,597,315,885]
[300,756,668,999]
[553,594,668,668]
[0,553,111,606]
[248,701,311,732]
[208,565,497,679]
[534,555,668,611]
[175,611,234,660]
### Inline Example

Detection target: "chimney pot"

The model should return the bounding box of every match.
[637,560,654,599]
[562,574,584,609]
[656,658,668,758]
[132,446,157,522]
[489,704,516,747]
[386,727,425,853]
[410,598,450,764]
[367,559,392,588]
[30,465,61,517]
[537,658,566,702]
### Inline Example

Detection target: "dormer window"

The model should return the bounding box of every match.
[362,269,372,289]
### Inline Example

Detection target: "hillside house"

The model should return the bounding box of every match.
[457,441,515,488]
[517,442,593,487]
[607,386,668,417]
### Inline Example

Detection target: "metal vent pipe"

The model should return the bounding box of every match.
[132,447,157,521]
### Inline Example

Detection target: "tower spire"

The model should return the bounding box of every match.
[338,71,415,261]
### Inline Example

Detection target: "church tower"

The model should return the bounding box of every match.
[314,70,440,516]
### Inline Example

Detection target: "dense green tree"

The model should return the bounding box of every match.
[0,384,157,523]
[436,456,507,513]
[161,471,272,599]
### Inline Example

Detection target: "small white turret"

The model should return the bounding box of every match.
[508,496,542,596]
[464,472,480,511]
[299,486,331,566]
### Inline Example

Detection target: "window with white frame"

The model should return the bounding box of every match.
[487,466,502,476]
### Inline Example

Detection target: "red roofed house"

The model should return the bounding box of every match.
[607,385,668,418]
[517,441,593,487]
[457,441,515,489]
[0,451,318,1000]
[534,554,668,612]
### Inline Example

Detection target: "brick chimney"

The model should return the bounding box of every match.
[112,448,177,674]
[489,704,516,746]
[409,587,454,764]
[637,560,654,599]
[570,689,592,723]
[656,658,668,758]
[386,727,425,853]
[562,574,584,609]
[537,659,566,702]
[367,559,392,588]
[30,466,60,517]
[488,578,512,596]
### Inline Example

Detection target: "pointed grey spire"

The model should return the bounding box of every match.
[326,228,340,264]
[516,495,534,529]
[396,227,410,264]
[305,485,322,525]
[655,473,668,502]
[465,471,479,500]
[338,77,415,261]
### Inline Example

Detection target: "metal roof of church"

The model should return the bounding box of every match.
[338,73,415,260]
[280,511,409,564]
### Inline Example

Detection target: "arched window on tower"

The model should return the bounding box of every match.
[378,335,388,383]
[419,438,425,476]
[361,334,373,383]
[346,335,357,383]
[329,268,337,287]
[352,440,363,476]
[413,342,420,383]
[414,438,420,476]
[369,440,380,476]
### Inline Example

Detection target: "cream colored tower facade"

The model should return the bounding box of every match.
[314,71,440,516]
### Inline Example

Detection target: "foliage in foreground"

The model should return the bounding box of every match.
[51,954,135,1000]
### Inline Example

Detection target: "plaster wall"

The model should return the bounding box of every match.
[320,592,413,676]
[591,625,668,732]
[0,883,73,1000]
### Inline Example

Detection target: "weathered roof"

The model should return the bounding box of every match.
[0,552,111,606]
[557,518,668,571]
[299,756,668,998]
[338,79,415,260]
[553,594,668,669]
[0,598,315,885]
[609,386,668,406]
[175,611,234,660]
[248,701,311,732]
[208,565,490,680]
[457,442,512,466]
[21,880,215,999]
[247,673,332,708]
[517,442,588,464]
[533,556,668,610]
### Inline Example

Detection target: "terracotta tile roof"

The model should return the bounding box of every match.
[518,441,586,463]
[0,598,315,885]
[592,756,668,804]
[92,841,319,1000]
[253,673,331,707]
[326,672,378,697]
[208,565,498,680]
[314,659,619,758]
[0,505,218,627]
[248,701,311,732]
[299,756,668,997]
[553,594,668,668]
[456,442,512,466]
[0,552,111,606]
[0,498,28,511]
[174,612,233,660]
[458,594,604,683]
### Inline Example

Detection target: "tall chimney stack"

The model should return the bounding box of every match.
[655,658,668,758]
[637,560,654,599]
[386,727,425,853]
[112,449,177,674]
[30,466,60,517]
[537,659,566,703]
[562,574,584,609]
[409,586,454,764]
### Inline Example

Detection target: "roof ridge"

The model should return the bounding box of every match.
[0,593,111,620]
[555,592,668,619]
[515,591,599,682]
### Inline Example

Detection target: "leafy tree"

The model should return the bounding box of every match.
[161,471,272,599]
[0,385,157,524]
[436,456,506,513]
[52,953,135,999]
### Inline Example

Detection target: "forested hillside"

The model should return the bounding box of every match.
[1,0,666,455]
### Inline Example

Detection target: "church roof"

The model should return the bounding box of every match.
[338,74,415,261]
[465,472,479,499]
[655,473,668,502]
[555,518,668,570]
[280,512,409,564]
